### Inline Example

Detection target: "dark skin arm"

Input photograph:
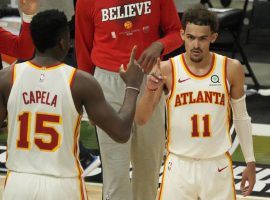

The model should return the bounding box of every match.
[0,67,13,127]
[72,47,144,143]
[138,42,164,74]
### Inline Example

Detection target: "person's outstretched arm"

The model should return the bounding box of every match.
[0,0,37,59]
[73,47,144,143]
[135,59,171,125]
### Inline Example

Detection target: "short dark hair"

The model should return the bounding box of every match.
[182,4,219,33]
[30,10,68,53]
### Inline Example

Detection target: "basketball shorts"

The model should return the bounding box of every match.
[3,171,87,200]
[159,152,236,200]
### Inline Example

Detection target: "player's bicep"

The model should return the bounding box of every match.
[0,93,7,127]
[228,59,245,99]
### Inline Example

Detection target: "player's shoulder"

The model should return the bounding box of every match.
[225,57,244,85]
[0,65,14,94]
[0,65,13,84]
[226,57,243,74]
[73,69,99,90]
[160,59,172,76]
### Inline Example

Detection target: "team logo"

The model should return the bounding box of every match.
[40,73,45,82]
[124,21,133,30]
[211,75,220,83]
[218,165,228,172]
[168,161,172,171]
[178,77,190,83]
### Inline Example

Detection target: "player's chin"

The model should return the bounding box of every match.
[190,55,203,63]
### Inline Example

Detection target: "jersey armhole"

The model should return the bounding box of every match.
[11,63,17,87]
[166,58,176,101]
[69,68,77,88]
[223,57,230,99]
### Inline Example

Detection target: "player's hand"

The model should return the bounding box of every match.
[19,0,38,15]
[120,46,144,89]
[138,42,164,74]
[241,162,256,197]
[146,58,166,92]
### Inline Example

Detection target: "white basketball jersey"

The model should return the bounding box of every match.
[7,62,83,177]
[166,53,231,159]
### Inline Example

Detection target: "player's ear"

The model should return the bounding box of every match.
[59,38,65,50]
[210,32,218,43]
[180,29,185,41]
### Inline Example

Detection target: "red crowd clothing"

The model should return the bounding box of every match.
[0,22,34,60]
[75,0,183,74]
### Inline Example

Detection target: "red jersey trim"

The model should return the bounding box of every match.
[181,53,216,79]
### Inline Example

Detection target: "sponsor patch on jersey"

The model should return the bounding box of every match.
[209,74,222,86]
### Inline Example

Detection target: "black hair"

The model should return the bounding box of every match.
[30,9,68,53]
[182,4,219,33]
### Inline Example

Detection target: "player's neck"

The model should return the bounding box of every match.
[31,52,63,67]
[184,52,213,75]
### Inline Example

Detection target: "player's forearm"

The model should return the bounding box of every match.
[117,88,140,142]
[135,88,160,125]
[231,95,255,163]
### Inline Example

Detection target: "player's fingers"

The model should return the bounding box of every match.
[242,186,250,196]
[240,177,247,191]
[141,55,151,71]
[129,46,137,65]
[119,64,127,82]
[119,64,125,72]
[162,75,167,83]
[145,58,156,74]
[119,64,126,77]
[245,179,255,196]
[149,75,160,83]
[150,71,162,80]
[157,58,161,70]
[138,52,145,65]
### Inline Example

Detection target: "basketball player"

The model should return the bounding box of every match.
[135,5,256,199]
[0,10,143,199]
[0,0,37,60]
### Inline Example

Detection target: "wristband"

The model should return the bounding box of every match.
[126,86,140,93]
[146,85,158,92]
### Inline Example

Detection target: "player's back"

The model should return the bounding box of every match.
[6,61,82,177]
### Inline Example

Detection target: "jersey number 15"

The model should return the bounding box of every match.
[17,112,62,151]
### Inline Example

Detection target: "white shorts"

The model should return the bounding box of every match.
[3,171,88,200]
[159,153,236,200]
